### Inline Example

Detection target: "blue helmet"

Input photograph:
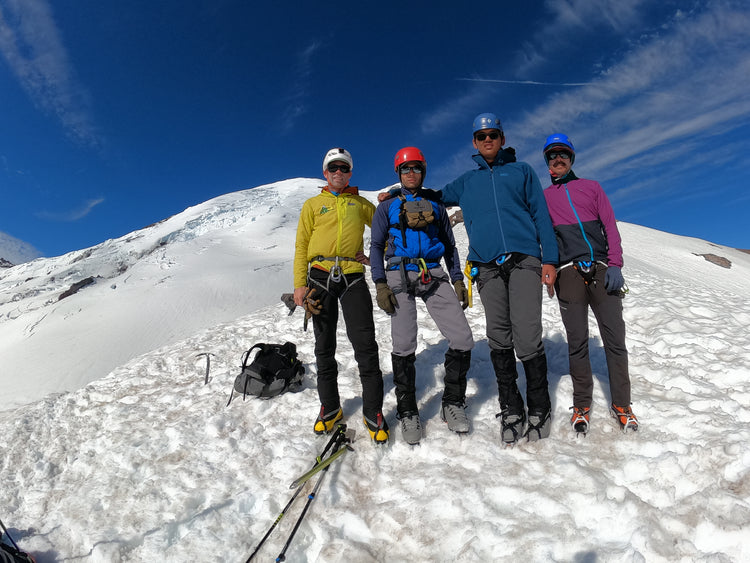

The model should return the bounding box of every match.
[543,133,575,164]
[473,112,503,133]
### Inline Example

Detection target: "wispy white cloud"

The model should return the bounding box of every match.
[0,0,101,148]
[36,197,105,222]
[419,87,490,136]
[279,40,322,133]
[510,3,750,188]
[515,0,649,77]
[458,77,593,87]
[427,1,750,215]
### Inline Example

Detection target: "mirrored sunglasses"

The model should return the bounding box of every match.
[399,165,424,175]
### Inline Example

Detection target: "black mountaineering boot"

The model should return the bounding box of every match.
[491,348,526,444]
[441,348,471,433]
[522,353,552,441]
[392,353,421,444]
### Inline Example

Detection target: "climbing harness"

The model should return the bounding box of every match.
[307,255,364,294]
[572,260,598,286]
[387,256,436,296]
[495,252,522,283]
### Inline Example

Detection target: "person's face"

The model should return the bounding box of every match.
[323,161,352,191]
[472,128,504,162]
[546,150,573,177]
[399,161,424,190]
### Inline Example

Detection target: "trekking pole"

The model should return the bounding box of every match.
[244,424,346,562]
[275,432,350,562]
[1,517,20,552]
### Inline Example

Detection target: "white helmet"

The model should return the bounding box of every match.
[322,147,353,172]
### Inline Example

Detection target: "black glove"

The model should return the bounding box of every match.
[453,280,469,310]
[375,282,397,314]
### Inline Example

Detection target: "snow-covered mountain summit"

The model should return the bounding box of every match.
[0,231,42,267]
[0,178,324,411]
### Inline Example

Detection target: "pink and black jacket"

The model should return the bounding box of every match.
[543,171,623,268]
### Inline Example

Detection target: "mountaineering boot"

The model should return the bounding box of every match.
[570,406,591,434]
[496,410,526,445]
[441,403,469,434]
[490,348,525,444]
[521,353,552,418]
[442,348,471,405]
[490,348,525,413]
[398,411,422,445]
[392,353,420,443]
[525,409,551,441]
[392,353,419,414]
[363,412,390,444]
[611,404,638,431]
[313,405,343,435]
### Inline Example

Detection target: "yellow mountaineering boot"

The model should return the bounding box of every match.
[314,406,343,435]
[363,412,390,444]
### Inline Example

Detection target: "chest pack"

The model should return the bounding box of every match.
[396,195,435,233]
[226,342,304,405]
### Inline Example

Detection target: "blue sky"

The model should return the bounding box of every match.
[1,0,749,259]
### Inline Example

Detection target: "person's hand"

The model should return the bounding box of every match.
[375,283,397,314]
[377,192,391,202]
[453,280,469,309]
[293,287,307,307]
[542,264,557,297]
[604,266,624,292]
[355,250,370,265]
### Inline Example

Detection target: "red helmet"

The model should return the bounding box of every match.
[393,147,426,173]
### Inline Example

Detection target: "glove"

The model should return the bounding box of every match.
[375,282,398,314]
[604,266,624,292]
[303,287,322,315]
[453,280,469,310]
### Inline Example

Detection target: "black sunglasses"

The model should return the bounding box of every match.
[399,165,424,175]
[474,131,501,141]
[327,163,351,173]
[546,151,571,161]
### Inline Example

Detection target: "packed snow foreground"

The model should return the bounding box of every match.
[1,179,749,561]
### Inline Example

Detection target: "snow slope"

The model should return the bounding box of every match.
[2,180,749,561]
[0,178,322,411]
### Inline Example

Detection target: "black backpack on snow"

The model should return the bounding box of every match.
[226,342,304,405]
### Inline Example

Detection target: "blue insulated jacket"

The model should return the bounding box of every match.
[370,189,463,284]
[439,152,559,265]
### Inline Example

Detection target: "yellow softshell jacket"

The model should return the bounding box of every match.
[293,186,376,288]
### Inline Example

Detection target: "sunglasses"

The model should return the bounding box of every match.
[474,131,501,141]
[399,165,424,175]
[327,163,351,173]
[546,151,571,161]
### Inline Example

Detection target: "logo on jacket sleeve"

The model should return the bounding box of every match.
[320,205,331,215]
